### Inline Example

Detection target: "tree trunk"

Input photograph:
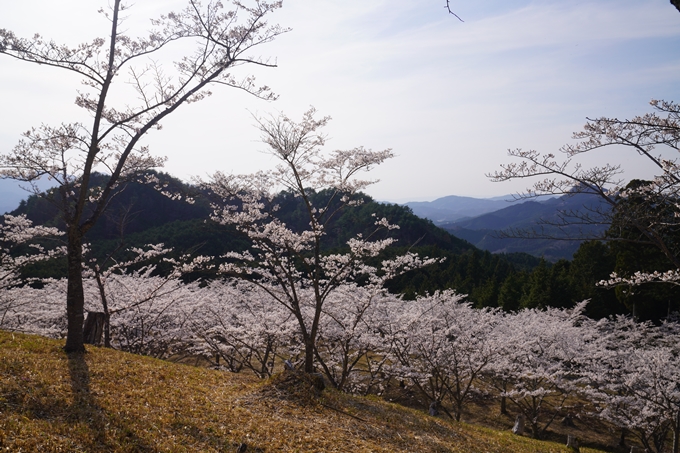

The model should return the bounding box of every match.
[455,400,463,422]
[512,414,525,435]
[566,435,579,452]
[64,234,86,353]
[83,311,105,345]
[304,337,315,373]
[673,410,680,453]
[94,269,111,348]
[104,313,111,348]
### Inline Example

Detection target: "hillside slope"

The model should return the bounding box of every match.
[0,331,605,453]
[11,173,475,259]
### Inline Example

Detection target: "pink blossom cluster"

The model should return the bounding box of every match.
[599,270,680,288]
[0,215,64,326]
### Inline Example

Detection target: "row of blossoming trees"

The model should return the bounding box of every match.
[3,101,680,451]
[2,211,680,450]
[3,271,680,451]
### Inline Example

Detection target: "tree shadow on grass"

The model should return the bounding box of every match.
[66,351,107,442]
[67,350,154,451]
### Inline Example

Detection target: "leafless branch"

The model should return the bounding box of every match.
[445,1,464,21]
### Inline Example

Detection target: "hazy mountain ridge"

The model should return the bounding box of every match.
[437,194,611,261]
[0,179,30,215]
[0,178,56,215]
[404,194,524,224]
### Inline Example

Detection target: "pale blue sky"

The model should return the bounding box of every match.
[1,0,679,204]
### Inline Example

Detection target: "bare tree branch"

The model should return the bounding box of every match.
[445,1,464,21]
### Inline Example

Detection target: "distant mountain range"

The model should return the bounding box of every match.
[2,176,611,261]
[0,178,55,215]
[8,173,481,262]
[404,195,524,224]
[0,179,29,215]
[404,193,610,261]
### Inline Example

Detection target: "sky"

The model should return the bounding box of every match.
[1,0,679,204]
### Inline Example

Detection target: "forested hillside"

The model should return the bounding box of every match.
[8,172,541,305]
[11,171,678,321]
[1,2,678,451]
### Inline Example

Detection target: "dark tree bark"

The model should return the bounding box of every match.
[65,232,86,352]
[445,1,463,21]
[83,312,106,345]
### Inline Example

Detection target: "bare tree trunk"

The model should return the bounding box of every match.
[304,337,315,373]
[566,435,580,452]
[512,414,525,435]
[673,410,680,453]
[94,270,112,348]
[104,312,111,348]
[83,312,105,345]
[65,234,86,353]
[617,428,626,448]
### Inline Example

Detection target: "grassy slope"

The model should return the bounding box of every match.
[0,331,605,453]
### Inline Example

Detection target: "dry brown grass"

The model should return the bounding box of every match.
[0,331,607,452]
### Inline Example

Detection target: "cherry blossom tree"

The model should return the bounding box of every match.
[204,108,439,373]
[0,0,286,353]
[489,100,680,268]
[489,99,680,322]
[8,262,680,450]
[83,242,213,348]
[102,275,203,358]
[584,316,680,453]
[486,301,594,439]
[381,290,500,421]
[187,280,299,377]
[3,273,203,358]
[0,214,63,287]
[1,279,67,337]
[313,283,392,392]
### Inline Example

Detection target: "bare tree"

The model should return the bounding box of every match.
[488,99,680,268]
[0,0,286,352]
